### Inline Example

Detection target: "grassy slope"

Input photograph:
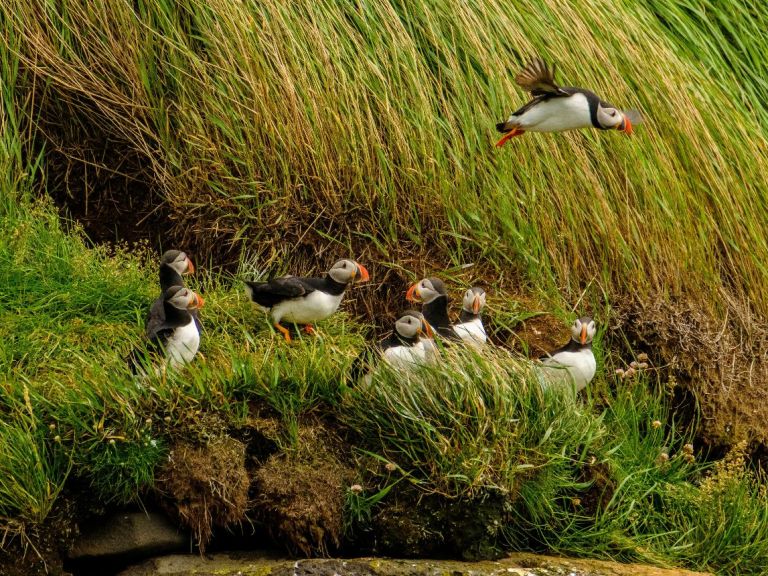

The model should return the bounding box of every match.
[5,0,768,309]
[4,0,768,574]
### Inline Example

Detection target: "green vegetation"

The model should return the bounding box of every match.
[3,0,768,574]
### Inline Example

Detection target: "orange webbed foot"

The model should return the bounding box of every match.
[274,323,292,343]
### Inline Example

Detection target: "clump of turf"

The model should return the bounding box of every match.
[157,436,249,551]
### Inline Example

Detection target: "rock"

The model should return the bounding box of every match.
[116,552,712,576]
[69,512,188,561]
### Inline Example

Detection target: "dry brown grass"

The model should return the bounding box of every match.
[157,436,250,551]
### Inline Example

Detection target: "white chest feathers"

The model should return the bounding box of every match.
[454,318,486,350]
[513,93,592,132]
[272,291,344,324]
[382,343,427,371]
[540,348,596,393]
[165,317,200,368]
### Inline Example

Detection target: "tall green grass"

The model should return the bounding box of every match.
[5,0,768,315]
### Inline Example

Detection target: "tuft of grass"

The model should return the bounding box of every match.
[0,391,70,524]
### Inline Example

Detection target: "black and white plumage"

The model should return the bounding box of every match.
[495,57,643,146]
[130,286,205,374]
[147,250,200,331]
[454,287,487,350]
[405,277,460,341]
[351,310,434,383]
[539,316,597,393]
[244,259,370,342]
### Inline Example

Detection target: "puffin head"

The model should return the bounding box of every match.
[161,250,195,275]
[570,316,596,345]
[406,277,447,304]
[462,287,486,315]
[328,259,370,285]
[597,105,641,135]
[395,310,433,339]
[165,285,204,310]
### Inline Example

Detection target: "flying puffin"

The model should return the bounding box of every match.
[405,277,460,341]
[147,250,199,330]
[495,57,643,146]
[130,285,205,373]
[453,287,487,350]
[244,259,370,342]
[351,310,434,384]
[539,316,597,393]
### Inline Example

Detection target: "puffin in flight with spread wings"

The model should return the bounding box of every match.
[496,57,642,146]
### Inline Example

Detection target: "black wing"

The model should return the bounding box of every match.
[145,295,165,329]
[515,57,568,97]
[127,326,173,374]
[245,276,316,308]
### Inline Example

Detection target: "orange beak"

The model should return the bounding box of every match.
[355,263,370,282]
[406,283,420,302]
[619,114,633,135]
[472,296,481,315]
[422,319,434,338]
[192,293,204,309]
[580,324,587,345]
[186,258,195,275]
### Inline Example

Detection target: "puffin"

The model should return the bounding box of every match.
[453,287,487,350]
[130,285,205,373]
[147,250,200,330]
[351,310,434,383]
[495,57,643,146]
[405,277,460,341]
[244,259,370,342]
[539,316,597,393]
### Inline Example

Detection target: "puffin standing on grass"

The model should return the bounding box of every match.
[453,287,487,350]
[406,277,460,341]
[539,316,597,393]
[351,310,434,384]
[147,250,199,330]
[495,57,642,146]
[245,259,370,342]
[130,286,205,374]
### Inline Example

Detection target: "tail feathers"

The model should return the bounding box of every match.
[243,281,260,300]
[126,347,153,375]
[348,349,375,384]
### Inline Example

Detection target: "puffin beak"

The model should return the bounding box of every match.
[580,324,587,345]
[406,283,420,302]
[355,264,370,283]
[619,114,633,135]
[422,319,434,338]
[189,293,204,309]
[186,258,195,274]
[472,296,481,315]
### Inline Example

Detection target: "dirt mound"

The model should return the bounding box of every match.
[157,437,250,551]
[252,452,352,556]
[615,293,768,452]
